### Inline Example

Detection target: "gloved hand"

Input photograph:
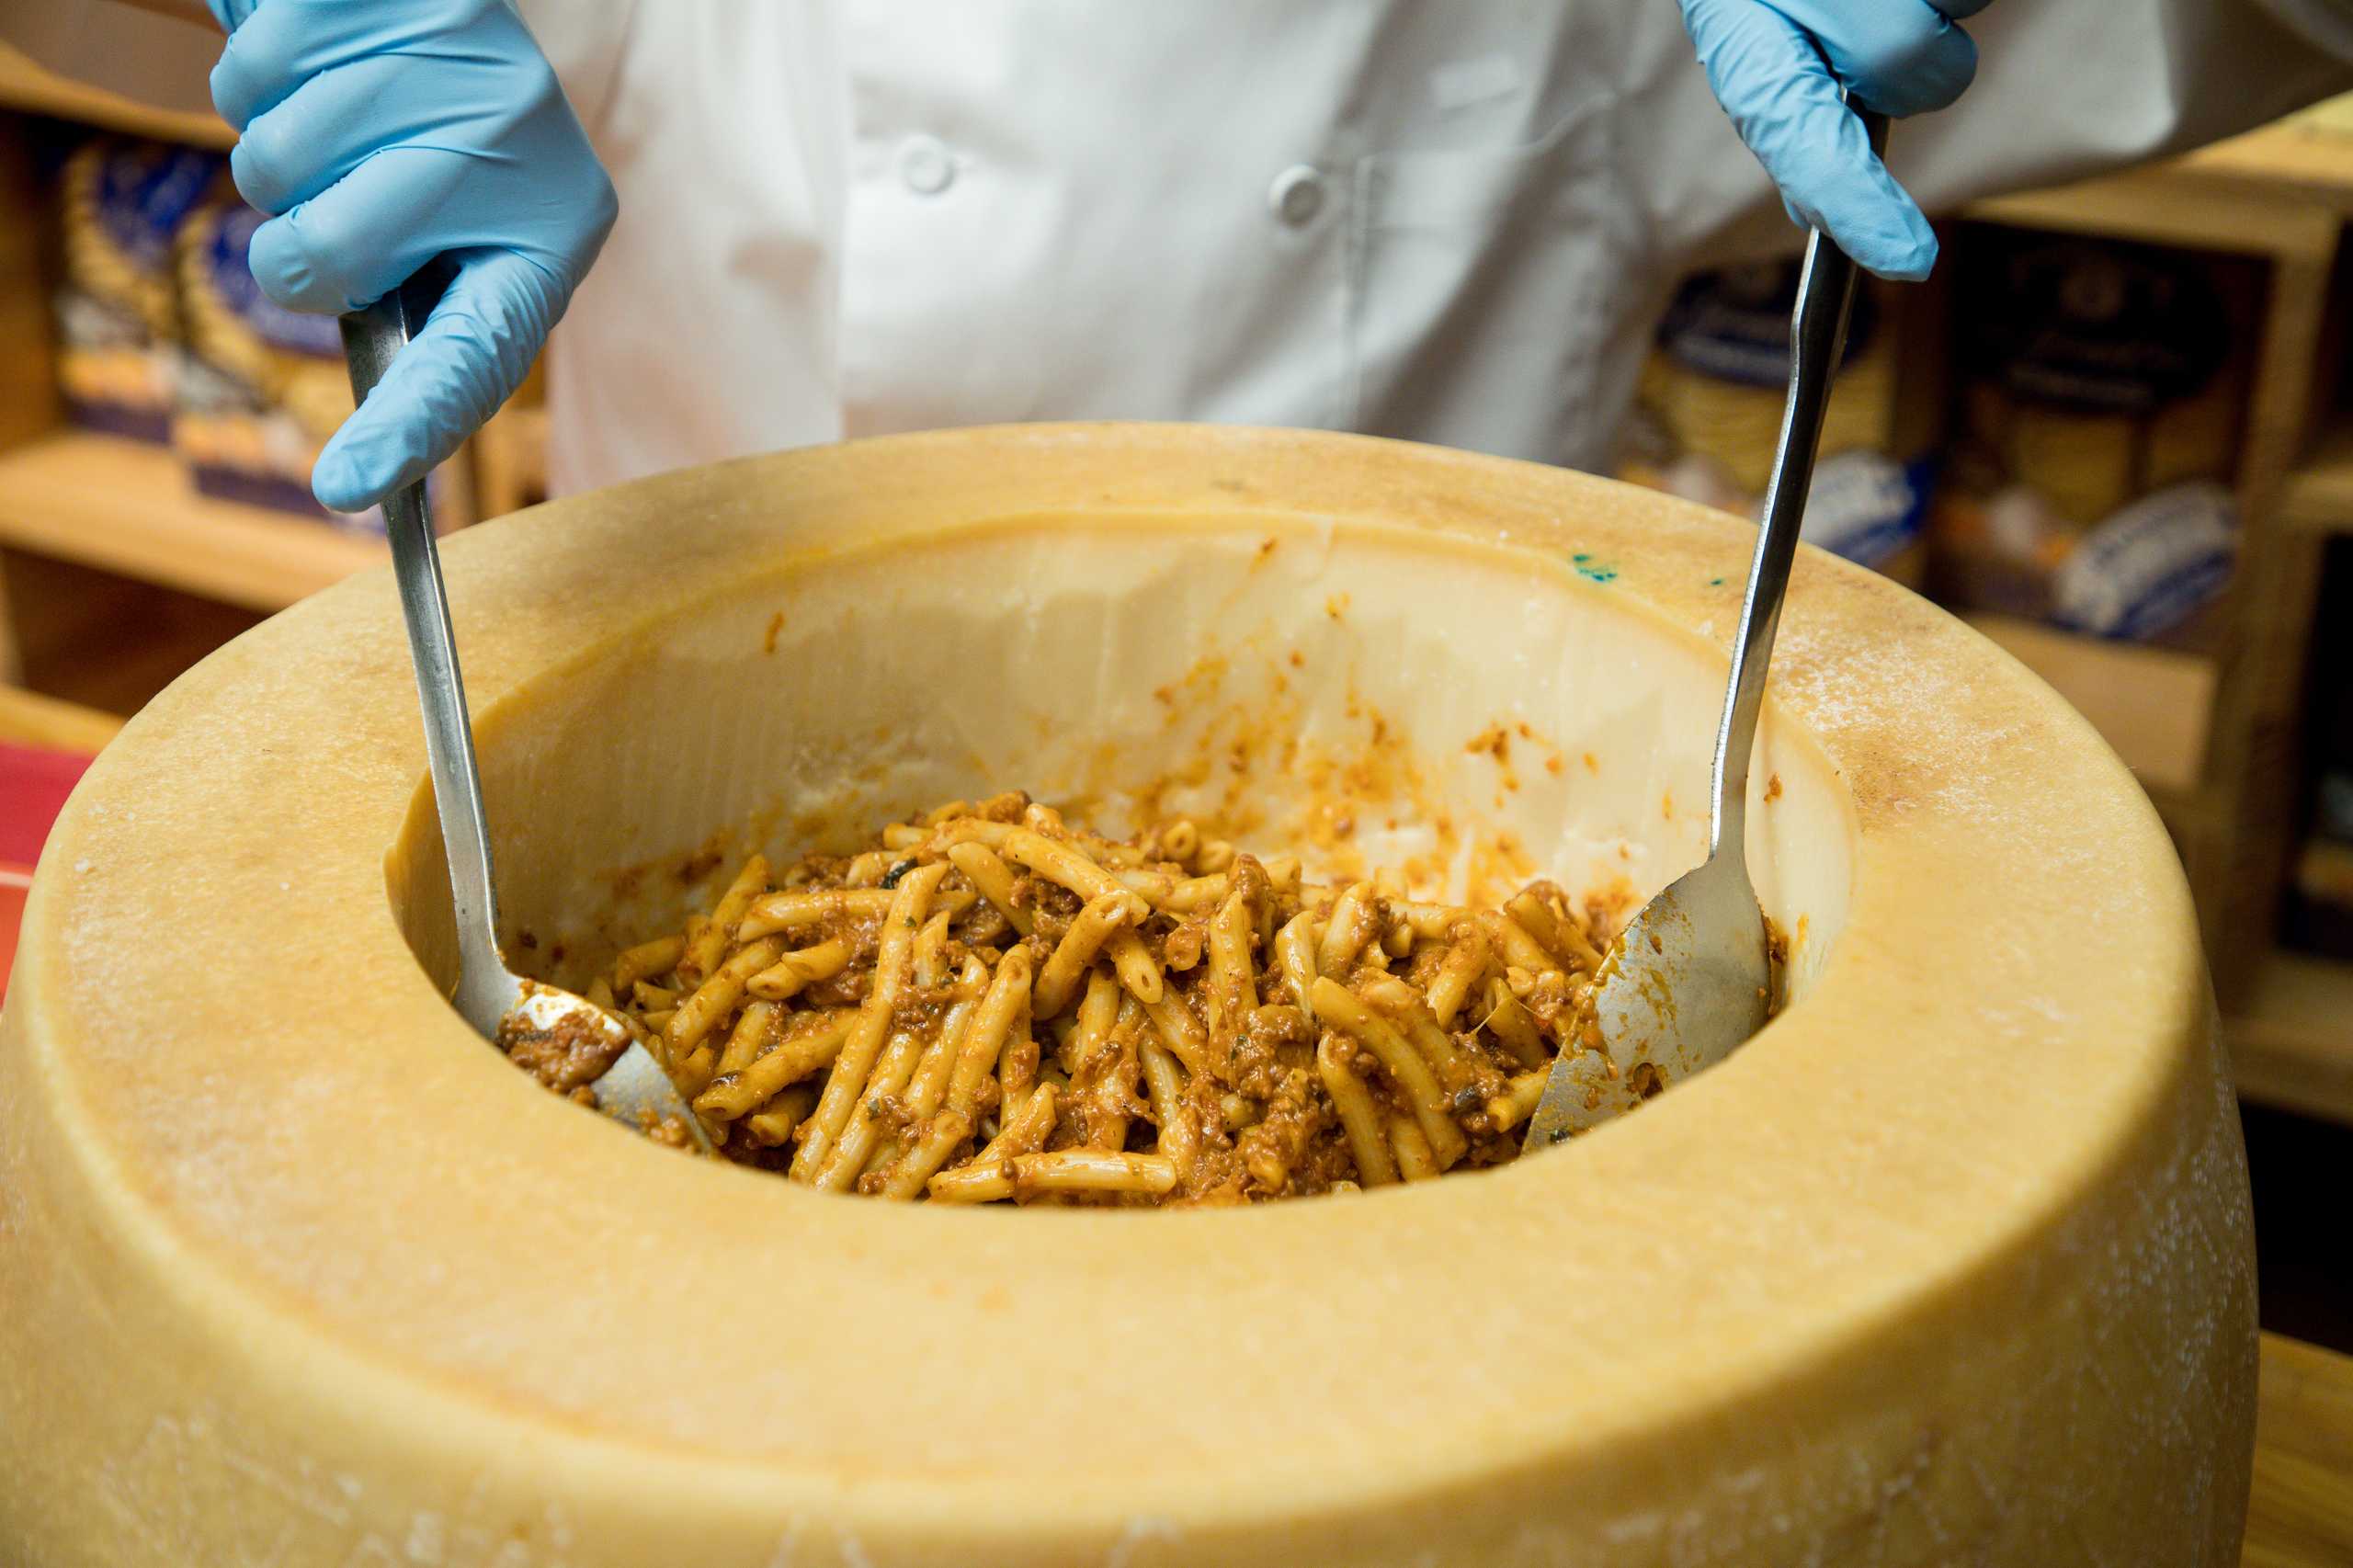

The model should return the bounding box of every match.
[203,0,615,511]
[1679,0,1992,281]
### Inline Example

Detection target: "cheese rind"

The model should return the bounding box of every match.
[0,426,2251,1564]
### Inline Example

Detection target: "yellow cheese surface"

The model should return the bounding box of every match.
[0,426,2250,1564]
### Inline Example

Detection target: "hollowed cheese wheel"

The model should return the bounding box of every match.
[0,426,2249,1565]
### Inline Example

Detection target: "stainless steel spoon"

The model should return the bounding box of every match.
[1525,111,1890,1152]
[341,278,714,1153]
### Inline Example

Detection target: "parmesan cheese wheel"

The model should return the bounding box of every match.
[0,426,2251,1565]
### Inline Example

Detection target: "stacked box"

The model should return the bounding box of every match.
[171,193,388,534]
[53,137,220,441]
[51,135,402,534]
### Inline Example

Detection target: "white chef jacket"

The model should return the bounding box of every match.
[520,1,2349,495]
[16,2,2353,496]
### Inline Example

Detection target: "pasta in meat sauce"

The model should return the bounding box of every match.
[521,791,1621,1204]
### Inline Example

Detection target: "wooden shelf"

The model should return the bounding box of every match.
[0,41,231,150]
[2296,838,2353,907]
[1963,95,2353,256]
[0,431,384,612]
[2249,1333,2353,1568]
[1962,612,2214,801]
[1966,166,2344,266]
[0,683,121,752]
[2282,423,2353,534]
[2228,951,2353,1129]
[2182,109,2353,214]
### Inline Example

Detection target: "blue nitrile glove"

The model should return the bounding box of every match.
[202,0,615,512]
[1679,0,1992,281]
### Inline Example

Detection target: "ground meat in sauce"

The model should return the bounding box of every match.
[499,1006,628,1095]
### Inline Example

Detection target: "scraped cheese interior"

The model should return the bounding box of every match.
[1,426,2253,1566]
[400,520,1849,998]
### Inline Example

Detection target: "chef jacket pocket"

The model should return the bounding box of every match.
[1346,95,1639,469]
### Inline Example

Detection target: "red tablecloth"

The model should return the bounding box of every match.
[1,743,97,1002]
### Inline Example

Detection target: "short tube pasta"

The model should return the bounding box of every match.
[515,795,1639,1205]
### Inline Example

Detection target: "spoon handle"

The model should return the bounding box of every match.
[338,274,506,1004]
[1709,108,1888,863]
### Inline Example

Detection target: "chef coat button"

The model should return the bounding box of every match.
[900,135,956,196]
[1268,165,1326,227]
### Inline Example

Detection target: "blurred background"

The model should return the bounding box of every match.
[0,43,2347,1350]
